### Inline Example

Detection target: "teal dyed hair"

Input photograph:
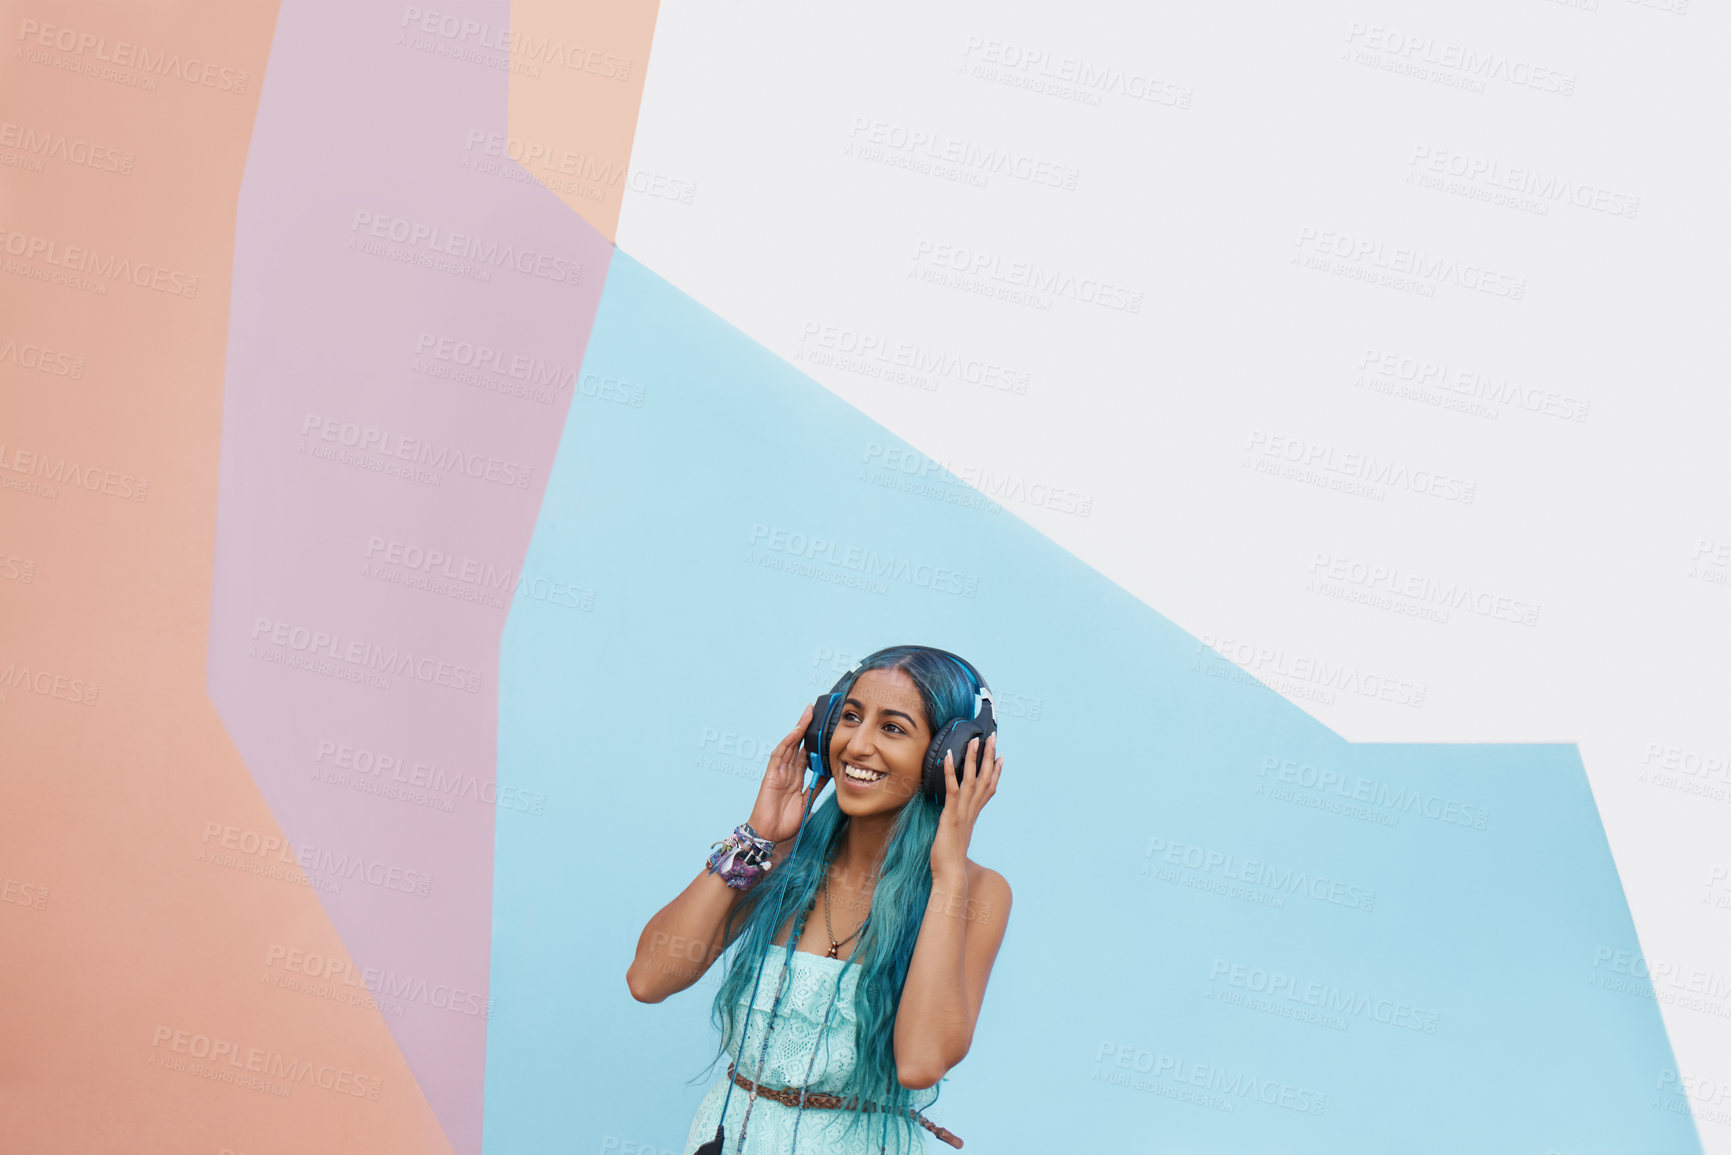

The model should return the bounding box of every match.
[691,644,985,1152]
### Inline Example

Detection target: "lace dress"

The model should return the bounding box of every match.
[681,947,940,1155]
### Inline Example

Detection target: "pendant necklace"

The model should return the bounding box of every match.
[821,865,871,959]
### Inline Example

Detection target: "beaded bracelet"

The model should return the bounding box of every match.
[706,823,777,891]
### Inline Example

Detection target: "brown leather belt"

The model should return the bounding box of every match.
[725,1061,964,1149]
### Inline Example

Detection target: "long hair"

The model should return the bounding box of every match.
[692,645,984,1151]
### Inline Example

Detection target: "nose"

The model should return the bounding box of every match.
[839,726,878,765]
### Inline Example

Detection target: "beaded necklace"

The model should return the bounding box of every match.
[702,836,887,1155]
[699,794,930,1154]
[732,895,862,1153]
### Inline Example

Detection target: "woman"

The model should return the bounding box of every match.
[626,645,1012,1154]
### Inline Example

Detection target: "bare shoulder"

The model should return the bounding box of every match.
[965,860,1013,923]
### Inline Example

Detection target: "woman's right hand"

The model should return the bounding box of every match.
[746,703,822,844]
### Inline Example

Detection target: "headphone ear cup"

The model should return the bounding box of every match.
[926,719,988,801]
[822,695,844,776]
[805,660,865,782]
[927,723,955,803]
[804,693,839,778]
[925,717,998,801]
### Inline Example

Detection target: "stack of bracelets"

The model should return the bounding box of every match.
[705,823,777,891]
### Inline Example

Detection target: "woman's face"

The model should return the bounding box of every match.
[828,667,931,816]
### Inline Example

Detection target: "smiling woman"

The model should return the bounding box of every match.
[625,646,1012,1154]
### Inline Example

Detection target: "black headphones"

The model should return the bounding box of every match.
[801,647,996,803]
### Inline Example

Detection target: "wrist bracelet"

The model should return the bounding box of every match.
[706,823,777,891]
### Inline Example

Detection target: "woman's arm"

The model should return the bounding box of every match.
[893,733,1011,1087]
[625,834,796,1003]
[626,704,819,1004]
[892,864,1012,1087]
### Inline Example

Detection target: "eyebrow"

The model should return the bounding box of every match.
[843,697,920,727]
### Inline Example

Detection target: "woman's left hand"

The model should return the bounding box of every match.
[930,733,1002,877]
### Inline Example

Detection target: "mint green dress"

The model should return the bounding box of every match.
[681,947,941,1155]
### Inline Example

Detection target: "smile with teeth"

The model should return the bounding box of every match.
[842,761,888,784]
